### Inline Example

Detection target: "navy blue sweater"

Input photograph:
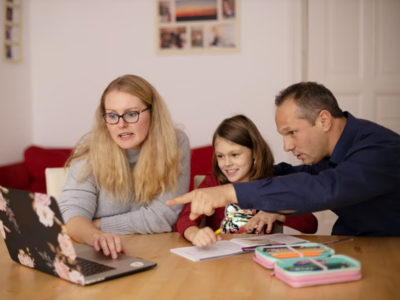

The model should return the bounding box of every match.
[233,112,400,236]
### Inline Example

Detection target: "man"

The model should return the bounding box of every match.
[167,82,400,236]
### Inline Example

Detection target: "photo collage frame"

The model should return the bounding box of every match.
[156,0,239,54]
[3,0,21,62]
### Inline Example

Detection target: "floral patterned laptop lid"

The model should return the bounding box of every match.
[0,186,85,285]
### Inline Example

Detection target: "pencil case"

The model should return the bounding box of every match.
[274,255,362,287]
[253,243,362,288]
[253,243,334,269]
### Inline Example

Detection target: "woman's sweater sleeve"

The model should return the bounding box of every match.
[100,131,191,234]
[59,160,98,224]
[174,172,218,236]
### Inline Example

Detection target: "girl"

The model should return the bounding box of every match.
[175,115,317,247]
[59,75,190,258]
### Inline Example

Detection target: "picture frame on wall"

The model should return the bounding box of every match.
[5,4,20,24]
[3,0,22,63]
[4,43,19,61]
[6,0,21,4]
[5,25,19,43]
[155,0,240,54]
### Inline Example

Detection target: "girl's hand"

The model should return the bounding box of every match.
[92,232,129,259]
[191,227,222,247]
[244,212,286,234]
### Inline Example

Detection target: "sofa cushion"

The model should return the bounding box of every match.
[0,162,30,190]
[24,146,72,181]
[189,145,214,191]
[29,179,47,194]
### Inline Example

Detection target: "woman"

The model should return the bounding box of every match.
[175,115,317,247]
[59,75,190,258]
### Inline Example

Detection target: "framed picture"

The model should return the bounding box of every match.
[155,0,240,54]
[4,43,20,62]
[3,0,22,62]
[159,1,172,23]
[5,25,19,43]
[160,27,188,49]
[5,4,20,24]
[6,0,21,4]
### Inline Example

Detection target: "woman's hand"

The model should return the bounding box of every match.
[65,216,128,259]
[244,212,286,234]
[187,226,222,247]
[91,232,129,259]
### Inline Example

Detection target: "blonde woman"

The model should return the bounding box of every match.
[59,75,190,259]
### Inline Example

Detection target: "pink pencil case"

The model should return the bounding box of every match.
[253,243,362,288]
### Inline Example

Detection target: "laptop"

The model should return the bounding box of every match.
[0,186,157,285]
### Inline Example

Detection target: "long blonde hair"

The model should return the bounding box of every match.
[66,75,182,205]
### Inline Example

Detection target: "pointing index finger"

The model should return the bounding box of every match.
[166,192,193,206]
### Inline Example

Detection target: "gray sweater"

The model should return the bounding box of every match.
[59,130,190,235]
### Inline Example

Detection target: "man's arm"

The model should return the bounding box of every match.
[235,149,398,214]
[167,143,399,218]
[273,160,331,176]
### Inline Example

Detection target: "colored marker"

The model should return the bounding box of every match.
[242,243,285,251]
[273,251,323,259]
[285,262,353,272]
[262,246,325,253]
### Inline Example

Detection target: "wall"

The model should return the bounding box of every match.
[0,0,32,165]
[28,0,297,166]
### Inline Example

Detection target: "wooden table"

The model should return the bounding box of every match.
[1,233,399,300]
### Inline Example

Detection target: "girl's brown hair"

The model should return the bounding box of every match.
[212,115,274,184]
[66,74,182,205]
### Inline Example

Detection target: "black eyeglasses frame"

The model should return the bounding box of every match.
[102,106,152,125]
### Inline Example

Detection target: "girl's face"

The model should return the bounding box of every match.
[214,136,253,183]
[104,90,151,150]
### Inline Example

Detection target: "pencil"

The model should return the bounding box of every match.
[214,228,222,235]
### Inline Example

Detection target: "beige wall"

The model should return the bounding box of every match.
[0,0,300,166]
[0,0,32,165]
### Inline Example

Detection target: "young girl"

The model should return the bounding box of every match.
[175,115,317,247]
[59,75,190,258]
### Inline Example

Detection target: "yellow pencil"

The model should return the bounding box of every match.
[215,228,222,235]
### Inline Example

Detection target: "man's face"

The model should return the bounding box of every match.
[275,98,328,165]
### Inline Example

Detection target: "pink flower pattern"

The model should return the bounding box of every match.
[18,253,35,268]
[34,202,55,227]
[69,270,85,285]
[2,189,85,285]
[0,191,20,234]
[34,193,51,207]
[54,257,70,281]
[57,233,77,260]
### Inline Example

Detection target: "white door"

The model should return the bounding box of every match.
[285,0,400,236]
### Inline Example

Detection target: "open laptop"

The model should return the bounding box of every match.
[0,186,156,285]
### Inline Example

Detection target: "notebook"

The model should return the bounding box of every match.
[0,186,157,285]
[171,234,309,262]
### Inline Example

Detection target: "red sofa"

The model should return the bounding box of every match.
[189,145,214,191]
[0,146,72,193]
[0,145,214,194]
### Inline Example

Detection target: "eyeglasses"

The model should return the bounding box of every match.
[102,106,152,125]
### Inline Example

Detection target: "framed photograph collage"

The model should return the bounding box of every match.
[155,0,239,54]
[3,0,21,62]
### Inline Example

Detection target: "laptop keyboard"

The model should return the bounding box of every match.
[75,257,116,276]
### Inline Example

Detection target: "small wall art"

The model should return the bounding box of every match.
[155,0,239,54]
[3,0,22,62]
